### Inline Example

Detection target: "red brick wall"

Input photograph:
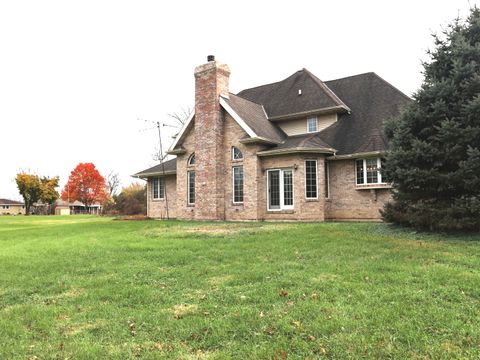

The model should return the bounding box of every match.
[146,175,177,219]
[324,159,391,220]
[193,61,230,220]
[223,114,264,220]
[258,154,326,221]
[175,125,196,220]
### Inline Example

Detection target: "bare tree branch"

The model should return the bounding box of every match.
[106,171,121,197]
[167,106,192,127]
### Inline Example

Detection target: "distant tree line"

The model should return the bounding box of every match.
[15,163,146,216]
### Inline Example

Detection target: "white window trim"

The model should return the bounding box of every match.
[187,171,195,205]
[152,177,165,200]
[267,168,294,211]
[307,116,318,133]
[232,165,244,204]
[355,158,385,185]
[187,153,195,166]
[304,160,318,199]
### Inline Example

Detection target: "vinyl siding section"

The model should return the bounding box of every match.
[277,113,337,136]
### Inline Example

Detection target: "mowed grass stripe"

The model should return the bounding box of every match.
[0,216,479,359]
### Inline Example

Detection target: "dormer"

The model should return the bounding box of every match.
[275,113,338,136]
[237,68,350,136]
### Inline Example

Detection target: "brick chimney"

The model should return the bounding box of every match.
[194,56,230,220]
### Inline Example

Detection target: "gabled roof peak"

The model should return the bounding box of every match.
[238,68,350,119]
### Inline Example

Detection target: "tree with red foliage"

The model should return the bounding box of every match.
[61,163,108,210]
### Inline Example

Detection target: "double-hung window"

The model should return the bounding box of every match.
[267,169,294,210]
[232,166,244,203]
[152,177,165,199]
[187,171,195,205]
[356,158,384,185]
[307,117,318,133]
[305,160,318,199]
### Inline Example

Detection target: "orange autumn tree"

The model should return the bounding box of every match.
[61,163,108,210]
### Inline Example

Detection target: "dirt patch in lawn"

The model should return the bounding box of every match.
[208,274,234,286]
[66,319,106,336]
[171,304,198,318]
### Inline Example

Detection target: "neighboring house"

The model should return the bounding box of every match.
[0,199,25,215]
[133,56,410,221]
[52,199,102,215]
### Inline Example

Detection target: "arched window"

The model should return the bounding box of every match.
[188,153,195,166]
[232,147,243,160]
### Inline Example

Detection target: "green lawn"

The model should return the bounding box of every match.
[1,216,479,359]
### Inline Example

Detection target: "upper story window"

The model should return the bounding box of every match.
[307,117,318,133]
[356,158,385,185]
[232,146,243,160]
[188,153,195,166]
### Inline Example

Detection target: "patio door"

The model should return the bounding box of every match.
[267,169,293,211]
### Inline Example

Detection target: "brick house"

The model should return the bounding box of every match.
[133,56,410,221]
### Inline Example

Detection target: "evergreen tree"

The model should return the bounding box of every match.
[383,7,480,231]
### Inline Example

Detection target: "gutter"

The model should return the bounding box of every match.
[327,150,386,160]
[239,136,281,145]
[167,148,186,155]
[268,105,350,121]
[131,170,177,178]
[257,147,336,157]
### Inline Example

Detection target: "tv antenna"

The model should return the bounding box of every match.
[138,118,180,220]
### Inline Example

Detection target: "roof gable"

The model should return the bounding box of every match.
[221,94,285,143]
[237,69,350,119]
[318,72,411,155]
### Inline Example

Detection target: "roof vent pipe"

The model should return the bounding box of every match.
[207,55,215,62]
[298,89,302,96]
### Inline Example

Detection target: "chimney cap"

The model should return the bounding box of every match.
[207,55,215,62]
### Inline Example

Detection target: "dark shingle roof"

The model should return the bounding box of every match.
[236,71,410,155]
[133,158,177,177]
[318,72,411,155]
[273,133,334,151]
[222,94,286,143]
[237,69,349,119]
[0,198,24,205]
[165,69,410,162]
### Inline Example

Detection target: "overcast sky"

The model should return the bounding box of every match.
[0,0,477,201]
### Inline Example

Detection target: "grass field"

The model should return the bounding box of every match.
[1,216,479,359]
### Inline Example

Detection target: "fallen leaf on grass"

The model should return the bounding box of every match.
[264,326,275,335]
[279,290,289,297]
[128,321,136,336]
